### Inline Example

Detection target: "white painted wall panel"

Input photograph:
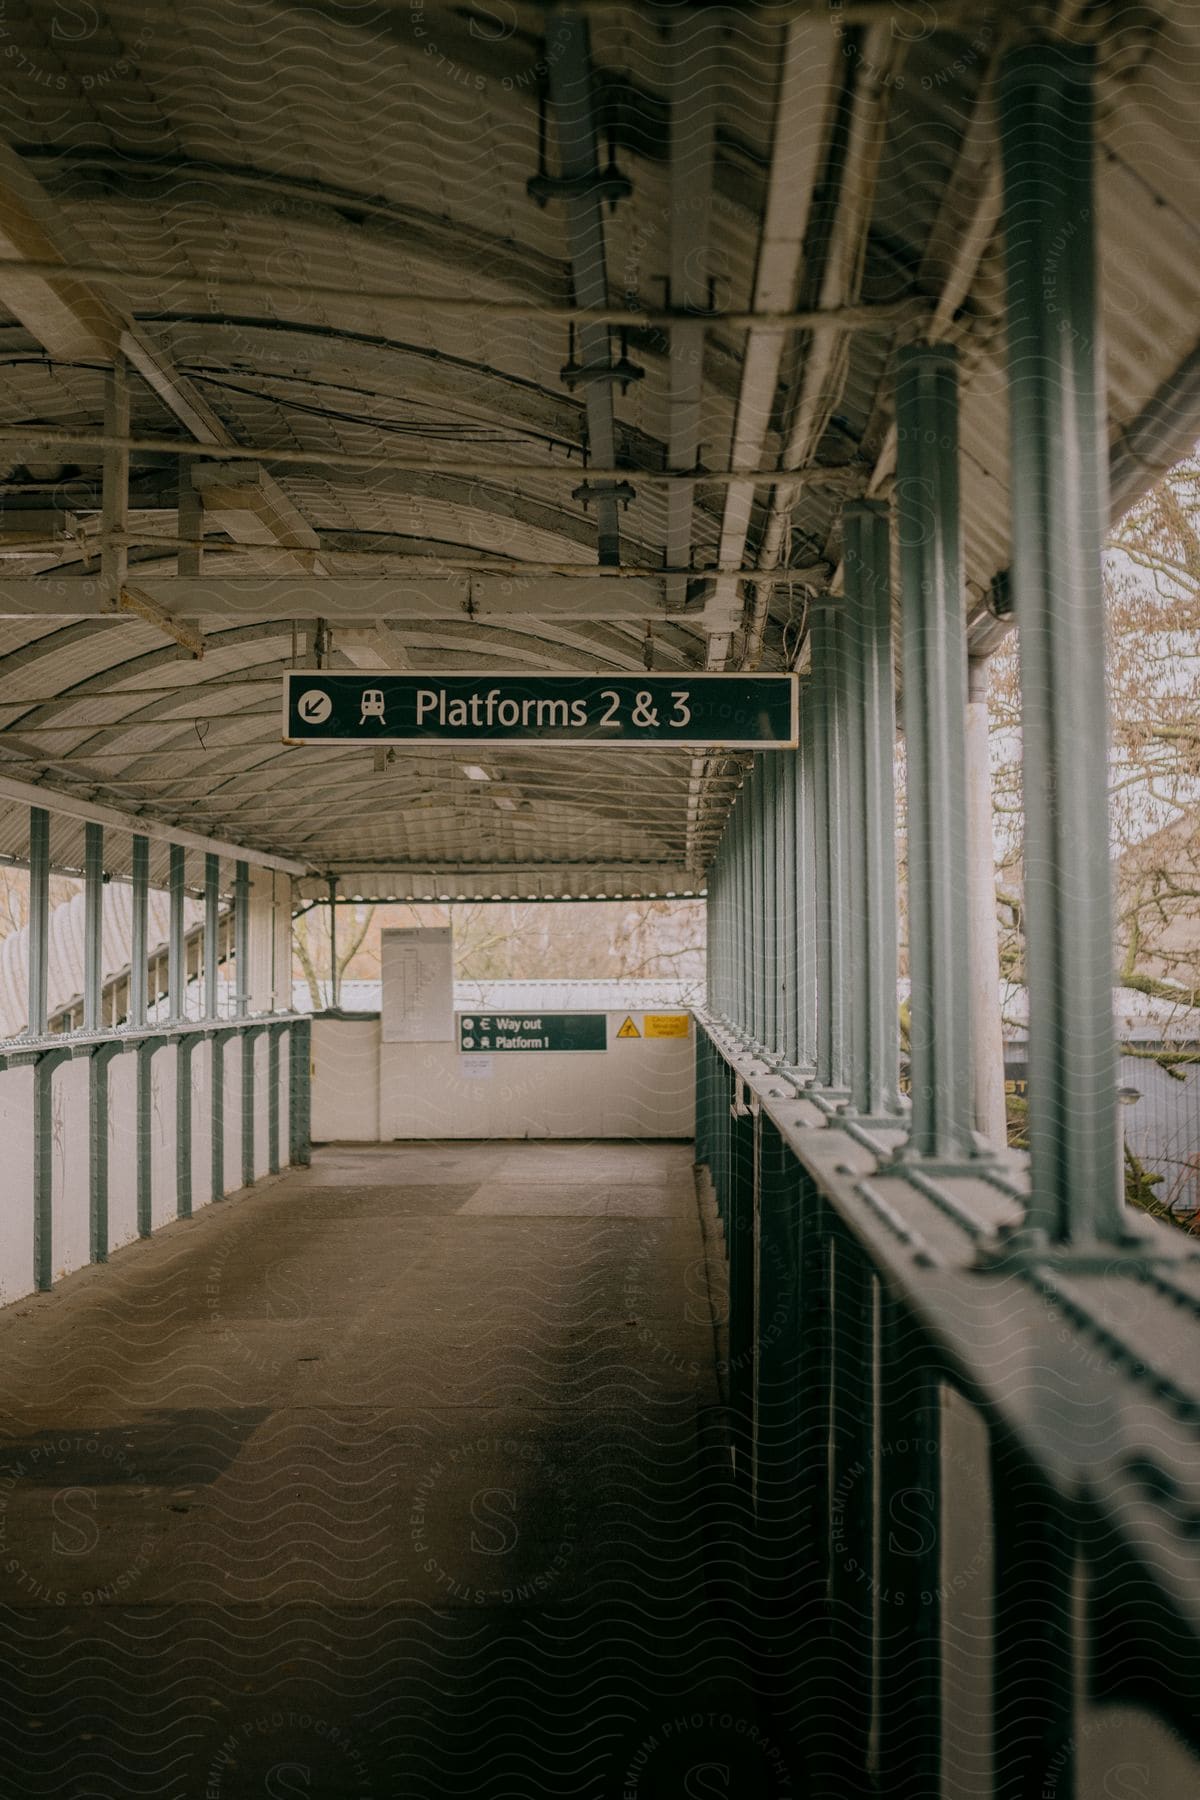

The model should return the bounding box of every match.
[189,1039,214,1210]
[49,1056,91,1282]
[362,1013,694,1141]
[0,1064,35,1305]
[253,1034,271,1178]
[149,1050,177,1231]
[222,1037,243,1195]
[310,1018,380,1142]
[107,1051,139,1250]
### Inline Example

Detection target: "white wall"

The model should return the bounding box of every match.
[0,1019,305,1314]
[310,1016,381,1142]
[222,1035,243,1194]
[108,1052,139,1249]
[189,1037,214,1209]
[252,1033,271,1178]
[149,1048,178,1231]
[311,1012,695,1141]
[0,1064,35,1304]
[49,1056,91,1281]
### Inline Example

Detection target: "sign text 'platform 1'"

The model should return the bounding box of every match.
[283,672,798,748]
[458,1013,607,1052]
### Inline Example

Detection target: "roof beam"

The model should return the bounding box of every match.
[693,15,837,658]
[0,574,672,619]
[0,141,122,360]
[0,142,331,588]
[664,10,722,611]
[741,19,902,667]
[543,9,625,565]
[0,773,308,873]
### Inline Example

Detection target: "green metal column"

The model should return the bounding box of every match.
[204,853,220,1018]
[211,1031,225,1199]
[737,781,744,1036]
[136,1039,155,1235]
[83,822,104,1035]
[718,838,729,1021]
[895,345,975,1161]
[89,1042,122,1262]
[733,788,747,1033]
[717,837,727,1021]
[750,762,765,1046]
[234,860,250,1017]
[242,1025,257,1188]
[810,601,850,1092]
[176,1034,194,1218]
[289,1016,312,1167]
[27,806,50,1038]
[130,833,149,1028]
[796,684,818,1069]
[843,500,901,1118]
[168,843,186,1021]
[875,1293,942,1796]
[763,755,779,1054]
[779,750,799,1066]
[1000,40,1121,1241]
[268,1025,281,1174]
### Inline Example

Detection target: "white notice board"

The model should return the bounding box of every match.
[380,927,454,1043]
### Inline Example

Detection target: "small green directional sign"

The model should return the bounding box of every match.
[458,1012,607,1052]
[284,672,798,748]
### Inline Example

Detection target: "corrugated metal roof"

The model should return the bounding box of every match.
[0,2,1196,895]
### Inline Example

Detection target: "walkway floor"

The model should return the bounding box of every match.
[0,1142,796,1797]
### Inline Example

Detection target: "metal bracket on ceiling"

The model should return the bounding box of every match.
[560,355,644,394]
[527,166,632,209]
[528,98,632,211]
[572,479,635,513]
[561,322,643,395]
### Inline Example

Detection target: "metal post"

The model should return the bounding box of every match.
[966,655,1008,1147]
[810,601,850,1092]
[779,750,799,1066]
[234,860,250,1017]
[740,781,752,1039]
[875,1293,942,1796]
[732,792,745,1032]
[766,756,784,1051]
[177,470,202,576]
[101,359,128,602]
[842,500,901,1118]
[168,843,186,1022]
[204,853,220,1019]
[27,806,49,1039]
[130,833,149,1028]
[751,761,766,1047]
[895,344,975,1162]
[83,821,104,1035]
[1000,40,1122,1240]
[796,684,818,1069]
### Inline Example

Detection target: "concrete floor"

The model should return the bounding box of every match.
[0,1142,797,1797]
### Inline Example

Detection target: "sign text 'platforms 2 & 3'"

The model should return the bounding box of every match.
[283,673,798,748]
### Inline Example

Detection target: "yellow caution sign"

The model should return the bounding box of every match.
[616,1015,642,1039]
[645,1014,690,1039]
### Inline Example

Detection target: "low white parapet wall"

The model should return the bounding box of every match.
[311,1003,695,1142]
[0,1016,310,1311]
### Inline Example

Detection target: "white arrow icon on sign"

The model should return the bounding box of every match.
[298,690,332,724]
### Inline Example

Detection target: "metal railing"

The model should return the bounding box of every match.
[695,1013,1200,1799]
